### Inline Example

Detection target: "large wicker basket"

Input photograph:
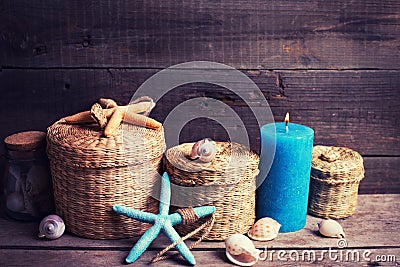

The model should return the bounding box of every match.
[46,121,165,239]
[308,145,364,219]
[166,142,259,240]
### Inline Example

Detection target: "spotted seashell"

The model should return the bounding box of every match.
[189,138,216,163]
[225,234,261,266]
[38,215,65,240]
[318,219,345,238]
[247,217,281,241]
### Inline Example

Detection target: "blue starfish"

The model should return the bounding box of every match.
[113,172,216,265]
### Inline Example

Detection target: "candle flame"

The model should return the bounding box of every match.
[284,112,290,123]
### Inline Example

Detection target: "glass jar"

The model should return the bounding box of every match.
[2,131,54,221]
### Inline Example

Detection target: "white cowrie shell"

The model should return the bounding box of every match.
[318,219,345,238]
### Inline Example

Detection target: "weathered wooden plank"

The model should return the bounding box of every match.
[0,69,398,193]
[0,69,398,155]
[1,0,399,69]
[0,248,398,266]
[256,70,400,156]
[0,195,399,249]
[360,157,400,194]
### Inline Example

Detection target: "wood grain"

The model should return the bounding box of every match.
[0,249,398,266]
[0,68,398,155]
[0,0,399,69]
[0,195,399,249]
[0,68,398,193]
[0,195,399,266]
[0,0,399,195]
[360,157,400,194]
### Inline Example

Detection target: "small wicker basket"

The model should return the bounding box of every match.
[166,142,259,241]
[46,121,165,239]
[308,145,365,219]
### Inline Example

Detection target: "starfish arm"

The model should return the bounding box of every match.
[168,206,216,226]
[192,206,216,219]
[113,205,156,223]
[125,223,162,264]
[162,221,196,265]
[168,213,183,226]
[158,172,171,216]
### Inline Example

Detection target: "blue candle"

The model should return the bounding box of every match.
[256,114,314,232]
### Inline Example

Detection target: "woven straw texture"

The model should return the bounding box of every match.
[166,142,259,240]
[308,145,364,219]
[47,121,165,239]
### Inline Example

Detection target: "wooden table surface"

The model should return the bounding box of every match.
[0,194,399,267]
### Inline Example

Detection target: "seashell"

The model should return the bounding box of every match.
[6,192,25,212]
[189,138,216,163]
[318,219,345,238]
[189,139,205,159]
[9,165,22,191]
[38,215,65,240]
[225,234,261,266]
[247,217,281,241]
[26,165,51,196]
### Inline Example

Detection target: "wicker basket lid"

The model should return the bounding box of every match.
[166,142,259,186]
[311,145,364,184]
[47,121,166,168]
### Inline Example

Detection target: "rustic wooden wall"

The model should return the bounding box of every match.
[0,0,399,193]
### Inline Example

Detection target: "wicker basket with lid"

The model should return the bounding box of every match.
[166,142,259,240]
[308,145,365,219]
[46,121,165,239]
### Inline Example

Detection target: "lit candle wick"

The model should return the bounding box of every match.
[284,112,290,132]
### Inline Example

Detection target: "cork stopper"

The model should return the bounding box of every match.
[4,131,47,151]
